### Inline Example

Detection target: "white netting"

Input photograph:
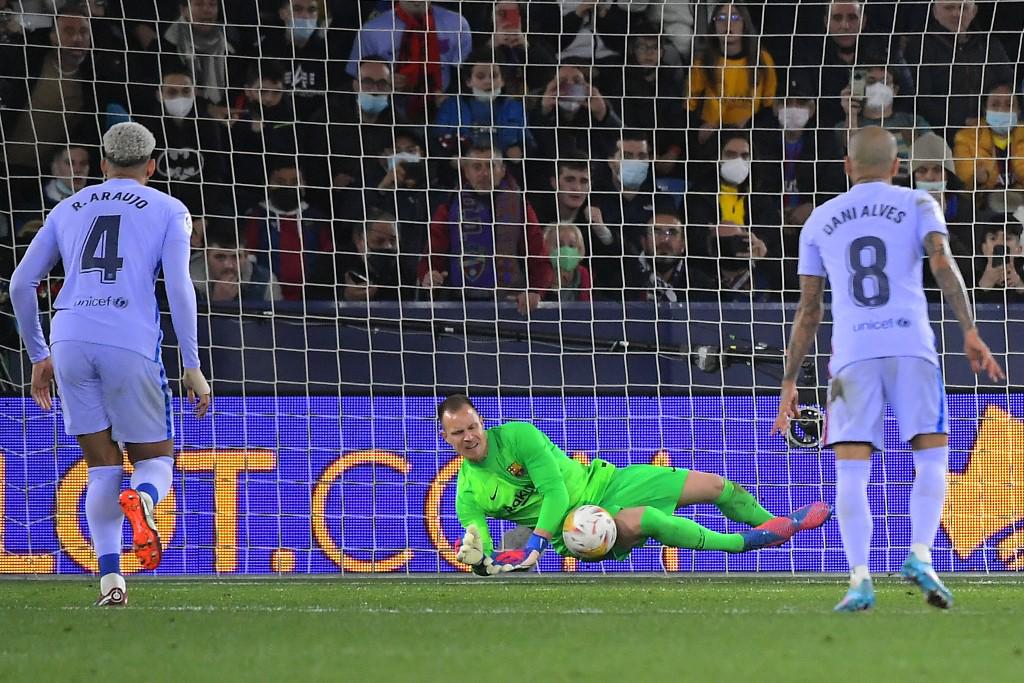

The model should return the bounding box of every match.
[0,1,1021,575]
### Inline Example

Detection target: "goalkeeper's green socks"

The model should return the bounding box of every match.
[640,507,744,553]
[714,480,773,526]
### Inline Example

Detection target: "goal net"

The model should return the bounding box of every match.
[0,0,1021,575]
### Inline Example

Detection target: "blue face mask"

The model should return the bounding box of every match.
[986,110,1018,136]
[291,16,317,43]
[618,159,648,189]
[358,92,389,114]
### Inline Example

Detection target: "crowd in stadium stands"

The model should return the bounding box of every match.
[1,0,1023,317]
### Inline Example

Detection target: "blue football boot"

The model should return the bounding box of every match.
[900,554,953,609]
[833,578,875,612]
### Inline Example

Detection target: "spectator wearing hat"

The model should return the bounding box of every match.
[909,132,975,257]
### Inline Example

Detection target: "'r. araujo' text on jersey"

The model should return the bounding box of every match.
[798,182,948,374]
[10,177,199,368]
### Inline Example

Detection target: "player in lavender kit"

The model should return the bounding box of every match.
[772,127,1004,612]
[10,122,211,606]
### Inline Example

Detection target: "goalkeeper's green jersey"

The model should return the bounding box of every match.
[454,422,616,555]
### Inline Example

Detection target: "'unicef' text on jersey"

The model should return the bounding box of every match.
[48,178,192,362]
[798,183,948,374]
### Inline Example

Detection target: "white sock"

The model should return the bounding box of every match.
[130,456,174,505]
[100,573,126,595]
[86,465,124,574]
[850,564,871,586]
[835,459,873,573]
[910,446,948,562]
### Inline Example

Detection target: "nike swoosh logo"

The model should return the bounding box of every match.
[489,487,499,501]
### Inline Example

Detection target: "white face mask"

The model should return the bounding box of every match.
[720,158,750,185]
[865,82,894,111]
[916,179,946,194]
[163,95,195,118]
[778,106,811,130]
[472,86,502,103]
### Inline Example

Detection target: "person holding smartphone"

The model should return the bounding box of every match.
[975,221,1024,297]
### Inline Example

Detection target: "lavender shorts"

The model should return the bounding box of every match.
[51,341,173,443]
[824,357,947,450]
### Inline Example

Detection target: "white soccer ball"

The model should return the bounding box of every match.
[562,505,618,561]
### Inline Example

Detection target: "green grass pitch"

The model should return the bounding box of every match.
[2,576,1021,682]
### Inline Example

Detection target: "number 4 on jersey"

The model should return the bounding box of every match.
[80,215,124,283]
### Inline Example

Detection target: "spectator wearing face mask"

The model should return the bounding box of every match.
[836,64,930,180]
[682,130,782,292]
[258,0,331,121]
[900,0,1013,132]
[345,0,472,123]
[241,157,335,302]
[230,62,309,206]
[909,132,975,257]
[433,48,532,161]
[336,208,404,303]
[757,73,845,231]
[367,129,434,289]
[590,131,668,294]
[953,82,1024,202]
[543,223,592,304]
[621,24,688,179]
[137,68,229,216]
[12,144,93,235]
[328,59,425,213]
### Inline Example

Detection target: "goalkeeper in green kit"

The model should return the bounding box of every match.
[441,395,833,574]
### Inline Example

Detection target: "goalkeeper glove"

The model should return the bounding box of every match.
[455,524,510,576]
[493,533,549,572]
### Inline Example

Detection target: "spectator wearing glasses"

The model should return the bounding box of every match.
[626,212,716,303]
[345,0,472,122]
[687,3,778,153]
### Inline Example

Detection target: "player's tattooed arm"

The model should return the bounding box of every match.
[782,275,825,383]
[924,231,975,333]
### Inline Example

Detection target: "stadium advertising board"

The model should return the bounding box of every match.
[1,396,1021,574]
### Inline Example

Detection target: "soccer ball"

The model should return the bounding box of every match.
[561,505,617,561]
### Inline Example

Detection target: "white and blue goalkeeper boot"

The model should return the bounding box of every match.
[900,553,953,609]
[833,577,874,612]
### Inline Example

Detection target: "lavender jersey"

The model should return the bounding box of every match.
[798,182,947,375]
[10,178,199,368]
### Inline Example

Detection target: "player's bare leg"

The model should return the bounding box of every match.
[121,440,174,571]
[80,429,128,606]
[834,442,875,612]
[901,432,953,608]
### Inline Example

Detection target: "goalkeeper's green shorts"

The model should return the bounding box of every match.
[551,464,689,561]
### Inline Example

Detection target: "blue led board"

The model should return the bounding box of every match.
[1,395,1021,574]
